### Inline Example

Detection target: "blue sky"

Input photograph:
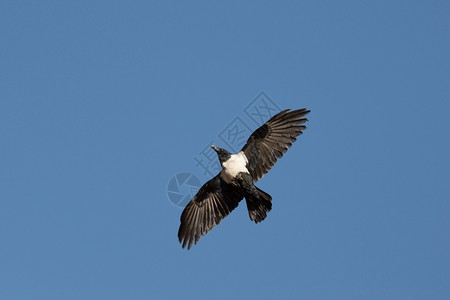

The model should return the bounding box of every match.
[1,1,449,299]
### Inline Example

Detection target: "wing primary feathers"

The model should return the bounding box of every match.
[178,175,243,249]
[241,108,310,182]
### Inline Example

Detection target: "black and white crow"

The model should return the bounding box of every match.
[178,108,310,249]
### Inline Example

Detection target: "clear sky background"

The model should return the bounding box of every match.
[1,1,449,299]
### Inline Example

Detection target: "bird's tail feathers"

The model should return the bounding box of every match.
[245,187,272,223]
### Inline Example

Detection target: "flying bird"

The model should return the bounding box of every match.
[178,108,310,249]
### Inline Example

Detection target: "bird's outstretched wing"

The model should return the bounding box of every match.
[178,174,243,249]
[241,108,310,182]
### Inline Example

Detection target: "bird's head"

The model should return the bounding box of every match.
[210,145,231,164]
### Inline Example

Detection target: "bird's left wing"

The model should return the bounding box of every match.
[178,174,243,249]
[241,108,310,182]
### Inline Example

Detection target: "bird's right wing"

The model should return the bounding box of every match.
[241,108,310,182]
[178,174,243,249]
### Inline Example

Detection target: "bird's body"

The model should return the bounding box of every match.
[220,151,249,184]
[178,108,310,249]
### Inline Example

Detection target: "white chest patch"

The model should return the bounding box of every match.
[220,151,249,183]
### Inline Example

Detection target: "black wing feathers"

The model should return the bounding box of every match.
[178,174,243,249]
[241,109,310,181]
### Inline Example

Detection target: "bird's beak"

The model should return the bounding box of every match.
[210,145,218,152]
